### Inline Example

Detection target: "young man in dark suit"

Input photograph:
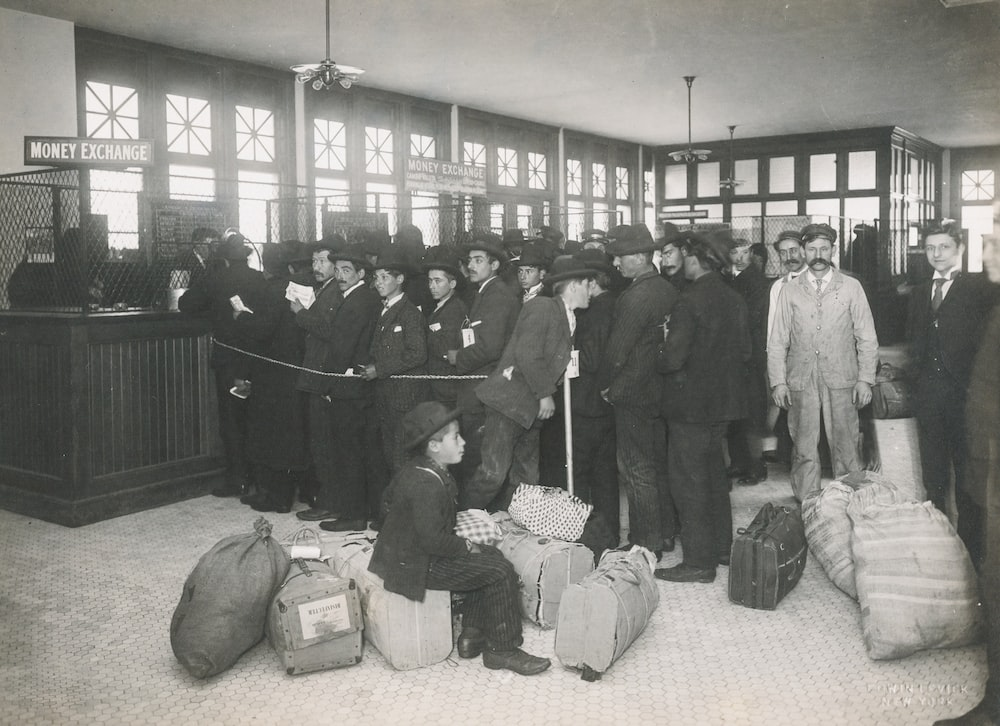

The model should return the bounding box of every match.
[363,247,429,476]
[422,246,468,408]
[656,232,751,584]
[907,220,997,566]
[461,256,595,510]
[369,401,551,676]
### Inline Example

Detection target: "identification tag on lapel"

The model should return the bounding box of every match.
[429,322,442,332]
[461,328,476,347]
[566,349,580,379]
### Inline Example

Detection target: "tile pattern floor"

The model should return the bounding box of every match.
[0,466,986,726]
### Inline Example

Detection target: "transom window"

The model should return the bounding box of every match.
[314,119,347,171]
[410,133,436,159]
[962,169,995,201]
[165,94,212,155]
[235,106,275,163]
[365,126,394,176]
[497,147,518,187]
[592,163,606,198]
[615,166,629,200]
[527,152,547,190]
[567,159,582,196]
[85,82,139,140]
[463,141,486,168]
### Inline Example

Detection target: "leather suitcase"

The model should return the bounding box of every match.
[554,548,659,680]
[330,540,453,671]
[728,503,808,610]
[496,526,595,629]
[265,558,364,675]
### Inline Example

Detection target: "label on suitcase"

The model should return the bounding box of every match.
[330,540,453,671]
[554,548,659,679]
[728,503,808,610]
[266,558,364,675]
[497,527,595,628]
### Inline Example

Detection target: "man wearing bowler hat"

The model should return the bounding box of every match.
[601,224,679,557]
[768,223,878,501]
[462,256,595,509]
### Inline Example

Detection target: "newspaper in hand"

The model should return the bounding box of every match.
[285,281,316,310]
[229,294,254,314]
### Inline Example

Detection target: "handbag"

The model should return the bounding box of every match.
[454,509,504,545]
[508,483,592,542]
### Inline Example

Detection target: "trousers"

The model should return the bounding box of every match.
[213,366,249,487]
[787,375,860,501]
[319,397,388,521]
[615,405,675,551]
[572,414,619,530]
[461,409,539,510]
[425,546,523,652]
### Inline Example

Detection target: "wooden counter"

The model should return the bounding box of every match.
[0,310,222,526]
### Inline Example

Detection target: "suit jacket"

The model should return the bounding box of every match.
[294,279,343,395]
[600,269,679,416]
[965,303,1000,503]
[324,283,382,400]
[572,291,615,418]
[453,276,520,412]
[728,264,769,368]
[371,295,429,411]
[767,269,878,391]
[658,272,751,423]
[425,293,468,405]
[476,296,574,430]
[369,456,469,602]
[907,271,997,388]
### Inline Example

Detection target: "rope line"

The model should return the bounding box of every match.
[212,339,487,380]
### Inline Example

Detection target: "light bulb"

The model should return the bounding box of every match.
[339,77,352,89]
[312,78,324,91]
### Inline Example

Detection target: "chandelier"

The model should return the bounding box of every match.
[719,125,743,190]
[667,76,711,164]
[290,0,365,90]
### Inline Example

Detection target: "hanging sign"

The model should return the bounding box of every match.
[405,157,486,196]
[659,209,709,220]
[24,136,155,168]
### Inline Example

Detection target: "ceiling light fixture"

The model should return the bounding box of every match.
[668,76,711,164]
[291,0,365,90]
[719,125,743,190]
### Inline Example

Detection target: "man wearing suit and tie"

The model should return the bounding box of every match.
[907,220,997,567]
[461,256,595,510]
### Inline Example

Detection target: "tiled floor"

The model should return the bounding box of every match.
[0,465,986,726]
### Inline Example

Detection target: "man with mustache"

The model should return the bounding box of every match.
[767,223,879,501]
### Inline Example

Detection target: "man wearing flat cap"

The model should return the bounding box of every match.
[462,256,595,509]
[655,232,751,583]
[768,223,879,501]
[601,223,679,557]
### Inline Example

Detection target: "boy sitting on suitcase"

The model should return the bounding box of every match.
[369,401,551,676]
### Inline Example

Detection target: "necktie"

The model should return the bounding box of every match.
[814,278,823,295]
[931,278,947,312]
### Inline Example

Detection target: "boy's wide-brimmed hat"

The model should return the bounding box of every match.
[402,401,462,452]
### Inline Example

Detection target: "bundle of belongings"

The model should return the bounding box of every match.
[802,470,982,660]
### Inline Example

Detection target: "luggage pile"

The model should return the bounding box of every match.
[802,471,983,660]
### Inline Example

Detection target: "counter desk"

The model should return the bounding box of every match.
[0,310,222,526]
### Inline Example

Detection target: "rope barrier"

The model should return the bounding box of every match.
[212,339,487,380]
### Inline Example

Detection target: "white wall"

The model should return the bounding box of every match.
[0,8,77,174]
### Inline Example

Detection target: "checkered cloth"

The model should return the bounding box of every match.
[454,509,504,545]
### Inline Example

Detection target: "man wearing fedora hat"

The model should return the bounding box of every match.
[179,231,266,498]
[360,247,430,484]
[447,231,520,487]
[516,241,550,304]
[655,232,751,584]
[369,401,551,676]
[422,246,468,408]
[601,223,680,556]
[768,223,879,501]
[462,255,595,509]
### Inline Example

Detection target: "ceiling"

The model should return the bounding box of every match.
[3,0,999,149]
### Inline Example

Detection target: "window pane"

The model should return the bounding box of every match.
[366,182,397,235]
[90,170,142,249]
[644,170,654,200]
[86,81,139,140]
[516,204,533,231]
[810,154,837,192]
[410,133,436,159]
[238,170,279,252]
[843,196,880,224]
[733,159,758,195]
[567,159,582,196]
[315,176,350,237]
[592,163,606,198]
[848,151,876,190]
[616,204,632,225]
[664,164,687,199]
[696,162,720,198]
[169,164,215,200]
[528,152,547,190]
[766,200,798,216]
[490,202,505,231]
[411,191,438,246]
[615,166,630,200]
[235,106,275,163]
[497,147,518,187]
[365,126,394,175]
[692,203,723,223]
[463,141,485,167]
[962,169,995,201]
[166,94,212,156]
[769,157,795,194]
[962,204,994,272]
[731,201,762,219]
[592,202,609,231]
[806,198,840,218]
[314,119,346,171]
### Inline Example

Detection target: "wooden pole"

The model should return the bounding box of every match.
[563,376,574,496]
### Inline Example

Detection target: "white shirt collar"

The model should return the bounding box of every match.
[933,265,961,281]
[381,292,404,311]
[342,279,365,298]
